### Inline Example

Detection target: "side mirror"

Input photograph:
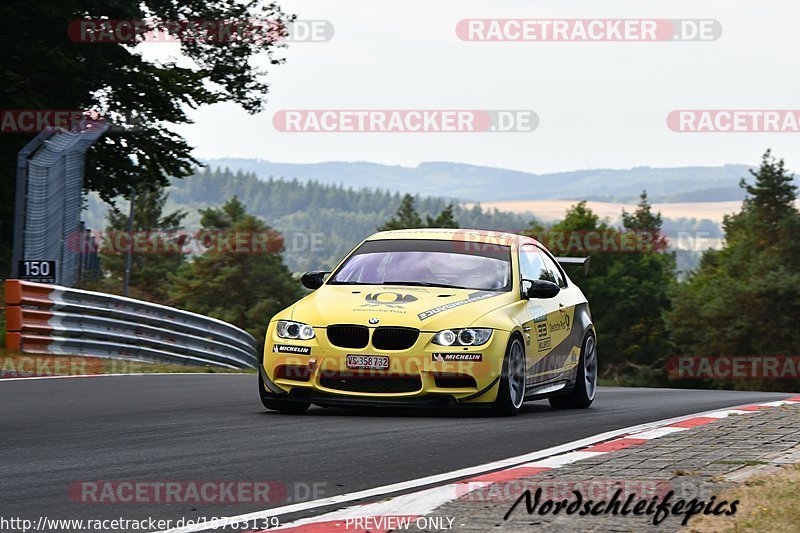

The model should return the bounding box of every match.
[301,271,330,290]
[522,279,560,299]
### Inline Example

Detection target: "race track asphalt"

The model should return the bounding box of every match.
[0,374,791,527]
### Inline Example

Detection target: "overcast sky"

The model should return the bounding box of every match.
[156,0,799,174]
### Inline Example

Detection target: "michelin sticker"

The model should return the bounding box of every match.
[432,353,483,362]
[273,345,311,355]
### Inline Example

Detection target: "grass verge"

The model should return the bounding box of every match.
[687,463,800,532]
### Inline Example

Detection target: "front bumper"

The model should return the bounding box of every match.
[262,324,509,405]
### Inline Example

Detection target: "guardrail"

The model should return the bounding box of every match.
[4,280,258,369]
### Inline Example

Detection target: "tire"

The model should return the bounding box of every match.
[549,332,597,409]
[258,373,310,414]
[491,336,527,416]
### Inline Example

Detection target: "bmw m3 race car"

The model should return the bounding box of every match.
[259,229,596,415]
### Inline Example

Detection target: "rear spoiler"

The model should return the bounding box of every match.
[556,256,591,275]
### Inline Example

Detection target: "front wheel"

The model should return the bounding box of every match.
[258,373,310,414]
[492,336,527,416]
[549,333,597,409]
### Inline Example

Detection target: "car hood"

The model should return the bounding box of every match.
[290,284,516,331]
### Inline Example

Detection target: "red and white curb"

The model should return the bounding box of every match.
[158,397,800,533]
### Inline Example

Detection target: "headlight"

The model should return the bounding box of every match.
[276,320,315,340]
[432,328,492,346]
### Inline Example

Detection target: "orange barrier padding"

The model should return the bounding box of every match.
[18,280,56,308]
[7,307,53,333]
[6,332,21,352]
[6,307,22,332]
[14,334,54,353]
[4,280,56,309]
[4,279,22,306]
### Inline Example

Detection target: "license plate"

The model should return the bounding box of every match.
[346,355,389,370]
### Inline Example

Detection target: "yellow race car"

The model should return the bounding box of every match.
[259,229,596,415]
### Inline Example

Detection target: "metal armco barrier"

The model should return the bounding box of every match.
[4,280,258,369]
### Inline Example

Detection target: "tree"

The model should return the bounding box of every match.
[616,192,675,377]
[623,191,662,230]
[425,204,459,228]
[378,194,459,231]
[0,0,294,276]
[93,186,187,302]
[378,194,423,230]
[168,197,302,342]
[667,151,800,388]
[540,196,674,381]
[740,149,798,227]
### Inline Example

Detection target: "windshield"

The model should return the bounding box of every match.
[330,239,511,291]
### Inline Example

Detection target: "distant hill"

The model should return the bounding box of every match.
[205,159,754,203]
[581,186,747,204]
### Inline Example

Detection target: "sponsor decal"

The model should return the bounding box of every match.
[272,345,311,355]
[417,291,498,321]
[549,315,571,333]
[537,338,552,351]
[536,322,549,339]
[432,353,483,362]
[536,320,552,353]
[360,291,418,308]
[379,286,430,292]
[530,305,547,323]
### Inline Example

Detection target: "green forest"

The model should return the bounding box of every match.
[86,167,536,273]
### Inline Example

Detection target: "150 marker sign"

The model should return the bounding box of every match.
[18,260,57,284]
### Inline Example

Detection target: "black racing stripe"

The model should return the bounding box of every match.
[457,375,501,402]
